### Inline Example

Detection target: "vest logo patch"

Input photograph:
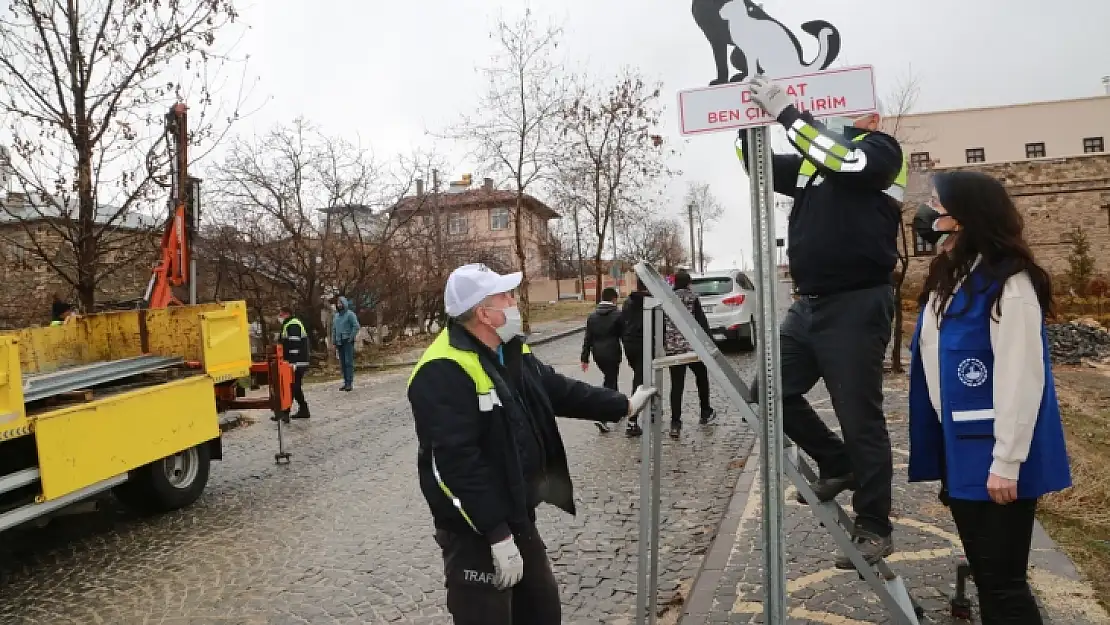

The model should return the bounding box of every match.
[957,358,988,387]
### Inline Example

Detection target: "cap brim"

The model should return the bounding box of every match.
[490,272,523,295]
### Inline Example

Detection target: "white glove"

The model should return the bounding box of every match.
[748,75,792,118]
[490,536,525,590]
[627,386,658,417]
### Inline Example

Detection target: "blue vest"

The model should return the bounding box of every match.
[907,272,1071,501]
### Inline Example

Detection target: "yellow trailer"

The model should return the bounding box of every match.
[0,302,254,532]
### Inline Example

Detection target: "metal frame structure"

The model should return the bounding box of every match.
[633,126,920,625]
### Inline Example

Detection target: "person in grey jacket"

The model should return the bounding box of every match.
[332,296,361,391]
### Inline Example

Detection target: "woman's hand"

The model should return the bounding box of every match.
[986,473,1018,505]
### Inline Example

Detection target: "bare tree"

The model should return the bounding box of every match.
[557,71,672,302]
[441,10,565,332]
[620,214,689,275]
[684,182,724,272]
[0,0,249,310]
[882,68,922,373]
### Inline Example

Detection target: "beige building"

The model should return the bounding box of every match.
[891,89,1110,288]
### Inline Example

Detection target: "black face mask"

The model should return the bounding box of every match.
[913,204,947,245]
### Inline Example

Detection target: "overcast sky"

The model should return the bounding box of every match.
[229,0,1110,271]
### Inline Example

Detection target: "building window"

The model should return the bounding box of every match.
[965,148,986,163]
[1083,137,1105,153]
[909,152,931,170]
[914,232,936,257]
[489,207,510,231]
[1025,142,1046,159]
[448,213,467,236]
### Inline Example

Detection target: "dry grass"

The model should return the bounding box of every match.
[1039,367,1110,613]
[528,300,596,325]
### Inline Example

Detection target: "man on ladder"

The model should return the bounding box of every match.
[738,75,909,568]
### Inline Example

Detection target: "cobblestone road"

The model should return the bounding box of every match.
[0,332,759,625]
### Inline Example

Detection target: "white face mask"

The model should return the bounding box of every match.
[492,305,523,342]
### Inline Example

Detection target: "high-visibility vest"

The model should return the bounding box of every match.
[734,132,908,203]
[280,317,306,339]
[50,320,63,327]
[407,329,532,533]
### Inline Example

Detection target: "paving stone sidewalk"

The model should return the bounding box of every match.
[681,374,1110,625]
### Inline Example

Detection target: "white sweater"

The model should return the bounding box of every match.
[918,271,1045,481]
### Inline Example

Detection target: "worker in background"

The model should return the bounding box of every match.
[581,287,624,433]
[332,296,360,392]
[619,278,649,437]
[663,269,716,439]
[278,306,311,420]
[50,300,78,326]
[408,263,656,625]
[739,74,907,568]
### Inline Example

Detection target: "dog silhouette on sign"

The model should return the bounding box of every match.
[692,0,841,85]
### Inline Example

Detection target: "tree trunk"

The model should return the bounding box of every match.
[572,211,586,301]
[593,248,604,304]
[69,1,97,312]
[513,191,532,332]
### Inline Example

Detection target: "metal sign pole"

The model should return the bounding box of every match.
[636,299,660,625]
[748,126,786,622]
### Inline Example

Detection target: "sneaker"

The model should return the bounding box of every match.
[669,421,681,439]
[341,385,352,392]
[795,473,856,505]
[834,530,894,570]
[595,421,611,434]
[625,421,643,437]
[698,407,718,425]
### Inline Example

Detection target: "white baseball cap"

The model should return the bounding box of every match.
[444,263,523,318]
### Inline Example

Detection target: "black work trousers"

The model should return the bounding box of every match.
[292,366,308,409]
[780,284,894,536]
[624,341,644,394]
[669,362,710,424]
[949,498,1043,624]
[436,527,560,625]
[596,357,621,392]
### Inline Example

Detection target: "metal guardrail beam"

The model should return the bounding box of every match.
[23,356,183,403]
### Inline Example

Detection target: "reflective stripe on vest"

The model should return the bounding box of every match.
[408,329,532,533]
[281,317,306,340]
[49,320,63,327]
[796,132,908,202]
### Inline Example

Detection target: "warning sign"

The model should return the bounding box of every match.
[677,65,878,136]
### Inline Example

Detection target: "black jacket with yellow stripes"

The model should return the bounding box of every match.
[408,320,628,543]
[740,106,904,296]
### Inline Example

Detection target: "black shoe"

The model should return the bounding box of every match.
[795,473,857,505]
[341,385,352,392]
[595,421,611,434]
[291,408,310,420]
[834,530,894,570]
[698,407,717,425]
[625,421,643,437]
[669,421,681,439]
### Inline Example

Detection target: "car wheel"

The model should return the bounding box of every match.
[738,318,757,351]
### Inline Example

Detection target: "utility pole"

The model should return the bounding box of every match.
[432,169,443,280]
[697,223,704,273]
[687,202,696,271]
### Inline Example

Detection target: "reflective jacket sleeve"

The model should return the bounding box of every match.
[531,358,629,423]
[409,360,513,542]
[736,129,803,197]
[776,106,903,190]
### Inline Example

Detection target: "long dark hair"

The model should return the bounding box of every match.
[918,171,1054,321]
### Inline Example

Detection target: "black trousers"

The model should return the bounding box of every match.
[780,285,894,536]
[624,342,644,394]
[669,362,710,423]
[949,498,1043,624]
[596,357,620,392]
[292,367,308,409]
[435,528,560,625]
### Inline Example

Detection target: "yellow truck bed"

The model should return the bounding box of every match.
[0,302,252,503]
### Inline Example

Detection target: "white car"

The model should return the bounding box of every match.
[689,270,758,350]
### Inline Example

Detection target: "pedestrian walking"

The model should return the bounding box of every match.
[332,296,360,392]
[581,287,624,433]
[278,306,311,420]
[739,74,909,568]
[408,263,656,625]
[620,278,649,437]
[663,270,716,439]
[908,171,1071,625]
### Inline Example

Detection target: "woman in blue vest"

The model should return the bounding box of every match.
[908,170,1071,624]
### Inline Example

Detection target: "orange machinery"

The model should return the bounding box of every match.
[144,103,294,418]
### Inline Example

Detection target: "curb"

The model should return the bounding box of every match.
[680,439,761,622]
[357,325,586,372]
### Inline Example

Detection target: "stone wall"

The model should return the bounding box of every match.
[901,153,1110,294]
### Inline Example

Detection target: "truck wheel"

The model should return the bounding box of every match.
[113,444,211,513]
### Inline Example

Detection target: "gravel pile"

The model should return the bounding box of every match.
[1046,320,1110,365]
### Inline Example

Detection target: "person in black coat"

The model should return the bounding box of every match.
[581,287,624,433]
[620,279,650,437]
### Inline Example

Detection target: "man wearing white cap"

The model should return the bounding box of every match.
[408,263,656,624]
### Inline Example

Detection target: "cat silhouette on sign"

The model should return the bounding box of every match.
[692,0,842,85]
